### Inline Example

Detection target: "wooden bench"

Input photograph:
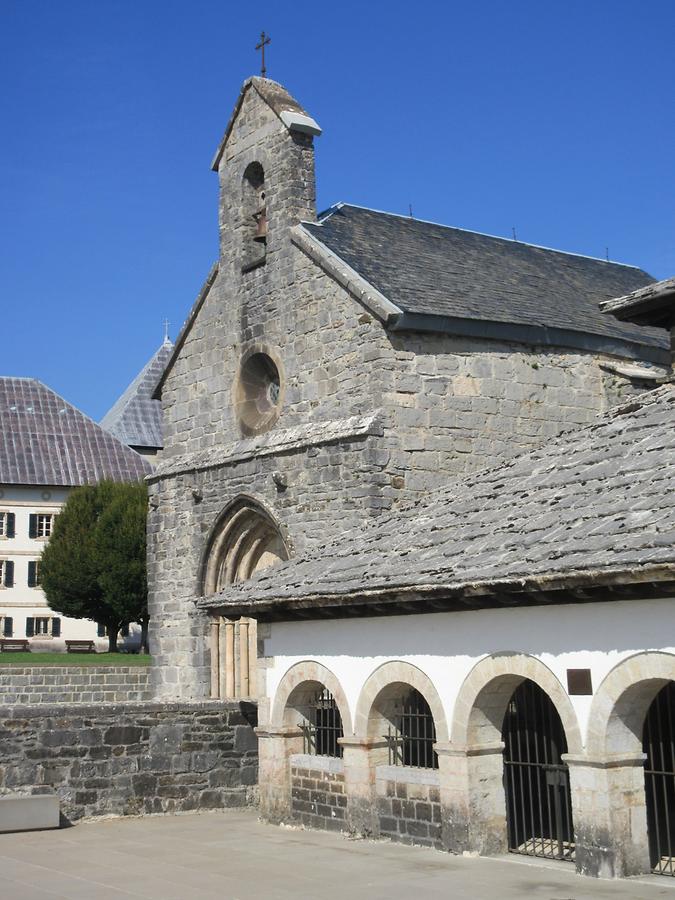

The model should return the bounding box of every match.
[0,639,30,652]
[65,640,96,654]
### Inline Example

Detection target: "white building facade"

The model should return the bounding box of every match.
[0,378,151,651]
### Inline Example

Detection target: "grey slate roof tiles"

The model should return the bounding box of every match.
[0,378,151,486]
[208,383,675,614]
[302,204,667,354]
[101,339,173,450]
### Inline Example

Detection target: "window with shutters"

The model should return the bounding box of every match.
[0,559,14,588]
[0,512,15,539]
[0,615,13,638]
[30,513,55,539]
[27,560,41,587]
[25,616,60,638]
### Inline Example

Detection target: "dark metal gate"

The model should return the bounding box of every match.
[644,682,675,876]
[502,679,575,861]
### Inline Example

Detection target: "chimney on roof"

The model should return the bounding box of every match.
[600,276,675,373]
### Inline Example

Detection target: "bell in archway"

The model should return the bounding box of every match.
[253,208,268,243]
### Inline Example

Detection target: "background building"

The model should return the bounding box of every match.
[0,377,151,650]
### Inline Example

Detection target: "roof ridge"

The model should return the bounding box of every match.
[318,202,644,271]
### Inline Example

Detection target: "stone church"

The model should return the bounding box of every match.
[148,77,675,879]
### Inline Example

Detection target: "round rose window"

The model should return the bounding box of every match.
[235,352,282,435]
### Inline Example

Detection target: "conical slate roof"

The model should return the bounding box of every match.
[0,378,151,486]
[101,339,172,452]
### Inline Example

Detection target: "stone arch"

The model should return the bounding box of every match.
[270,660,353,736]
[587,651,675,758]
[452,653,582,755]
[201,495,289,596]
[353,661,449,743]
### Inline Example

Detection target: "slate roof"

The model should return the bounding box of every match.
[0,378,151,487]
[204,383,675,618]
[600,276,675,329]
[302,204,667,359]
[101,339,173,451]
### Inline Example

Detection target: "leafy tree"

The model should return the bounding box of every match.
[40,480,148,653]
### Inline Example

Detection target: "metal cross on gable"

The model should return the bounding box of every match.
[255,31,271,78]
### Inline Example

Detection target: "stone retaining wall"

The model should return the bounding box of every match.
[290,755,346,831]
[0,700,258,822]
[376,766,442,849]
[0,666,153,705]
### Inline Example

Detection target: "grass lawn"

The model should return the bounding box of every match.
[0,652,152,666]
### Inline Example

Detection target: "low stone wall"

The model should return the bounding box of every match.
[290,754,346,831]
[0,666,153,705]
[376,766,442,848]
[0,700,258,822]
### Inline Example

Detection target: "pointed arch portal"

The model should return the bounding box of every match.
[203,498,288,595]
[204,498,288,700]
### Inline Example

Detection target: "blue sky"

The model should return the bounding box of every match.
[2,1,673,421]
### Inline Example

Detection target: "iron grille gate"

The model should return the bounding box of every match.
[300,688,343,757]
[385,688,438,769]
[502,679,575,861]
[644,682,675,876]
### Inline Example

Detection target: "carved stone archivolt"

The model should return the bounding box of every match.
[203,498,288,700]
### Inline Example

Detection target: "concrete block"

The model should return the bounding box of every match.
[0,794,60,832]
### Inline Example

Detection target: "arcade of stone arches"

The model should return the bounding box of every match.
[259,652,675,879]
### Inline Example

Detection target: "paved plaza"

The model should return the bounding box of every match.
[1,810,674,900]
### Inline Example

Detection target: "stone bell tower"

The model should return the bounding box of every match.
[211,77,322,277]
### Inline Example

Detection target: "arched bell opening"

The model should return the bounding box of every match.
[242,161,267,271]
[502,678,575,862]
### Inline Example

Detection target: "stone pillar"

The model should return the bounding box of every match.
[257,727,303,823]
[210,618,220,699]
[339,737,385,837]
[239,620,250,698]
[465,741,508,855]
[565,752,650,879]
[435,742,471,852]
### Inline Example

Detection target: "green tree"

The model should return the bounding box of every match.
[40,480,148,653]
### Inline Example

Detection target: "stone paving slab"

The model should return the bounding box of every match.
[0,810,674,900]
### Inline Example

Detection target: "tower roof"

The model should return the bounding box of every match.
[0,378,151,487]
[211,77,321,172]
[101,339,173,451]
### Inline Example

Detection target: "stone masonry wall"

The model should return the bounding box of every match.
[376,767,442,849]
[0,666,152,706]
[148,430,391,700]
[290,755,346,832]
[0,700,257,822]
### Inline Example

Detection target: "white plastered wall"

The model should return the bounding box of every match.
[264,597,675,748]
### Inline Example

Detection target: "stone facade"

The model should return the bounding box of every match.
[149,78,660,703]
[0,700,257,822]
[0,666,152,706]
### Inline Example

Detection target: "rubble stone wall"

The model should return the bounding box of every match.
[0,700,257,823]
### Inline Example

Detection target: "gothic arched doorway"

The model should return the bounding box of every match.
[203,498,289,700]
[203,498,288,594]
[502,679,575,862]
[644,682,675,876]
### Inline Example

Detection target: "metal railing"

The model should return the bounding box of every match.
[385,688,438,769]
[300,688,343,758]
[644,682,675,876]
[503,679,575,861]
